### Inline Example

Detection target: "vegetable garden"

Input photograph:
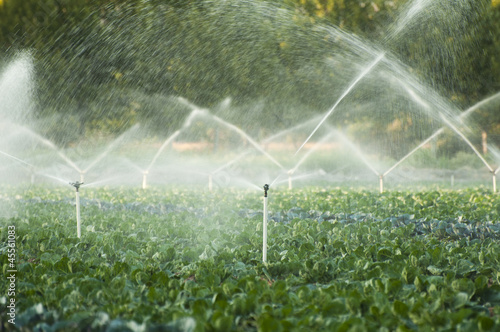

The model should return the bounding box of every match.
[1,186,499,331]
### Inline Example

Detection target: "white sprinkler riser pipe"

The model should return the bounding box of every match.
[76,190,81,238]
[263,196,268,263]
[379,176,384,194]
[142,173,147,189]
[493,173,497,193]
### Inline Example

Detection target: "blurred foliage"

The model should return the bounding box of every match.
[0,0,499,156]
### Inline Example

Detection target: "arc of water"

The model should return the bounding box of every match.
[16,125,82,173]
[0,148,78,185]
[166,165,209,177]
[383,92,500,178]
[144,107,210,173]
[269,173,286,187]
[209,114,286,171]
[333,130,380,177]
[295,53,385,154]
[274,171,321,185]
[0,150,35,169]
[83,123,140,173]
[234,177,263,191]
[289,132,336,175]
[81,175,124,188]
[120,157,144,173]
[459,92,500,121]
[177,97,286,171]
[145,130,182,172]
[382,128,444,177]
[212,115,323,175]
[438,114,493,173]
[386,0,433,42]
[211,152,249,175]
[39,173,72,185]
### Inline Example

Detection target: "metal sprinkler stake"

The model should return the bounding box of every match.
[70,181,84,238]
[263,184,269,263]
[379,175,384,193]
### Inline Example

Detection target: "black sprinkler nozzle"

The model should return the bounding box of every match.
[263,184,269,197]
[70,181,84,191]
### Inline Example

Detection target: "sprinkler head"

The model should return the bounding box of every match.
[70,181,84,191]
[263,184,269,197]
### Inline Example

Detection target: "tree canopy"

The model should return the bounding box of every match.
[0,0,499,155]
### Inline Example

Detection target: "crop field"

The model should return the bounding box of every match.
[1,186,500,331]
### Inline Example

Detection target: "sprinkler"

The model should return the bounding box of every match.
[287,170,293,190]
[379,175,384,194]
[142,170,148,189]
[263,184,269,263]
[70,181,84,238]
[80,171,86,183]
[491,171,497,193]
[30,166,36,185]
[208,174,213,192]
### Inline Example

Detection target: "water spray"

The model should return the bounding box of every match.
[263,184,269,263]
[79,171,86,183]
[295,53,385,155]
[69,181,84,238]
[178,98,286,172]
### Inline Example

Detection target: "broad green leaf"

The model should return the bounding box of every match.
[392,300,408,317]
[478,316,495,331]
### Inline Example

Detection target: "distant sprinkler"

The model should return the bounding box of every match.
[208,174,213,192]
[80,171,86,183]
[379,175,384,194]
[491,170,497,193]
[69,181,84,238]
[263,184,269,263]
[287,170,293,190]
[142,170,149,189]
[30,167,36,185]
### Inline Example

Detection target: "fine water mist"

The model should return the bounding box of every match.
[0,0,498,191]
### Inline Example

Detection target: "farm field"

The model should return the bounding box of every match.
[1,186,500,331]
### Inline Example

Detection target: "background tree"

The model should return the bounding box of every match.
[0,0,498,156]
